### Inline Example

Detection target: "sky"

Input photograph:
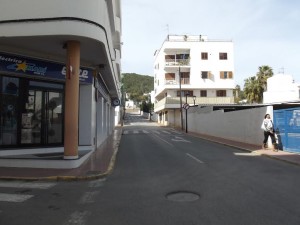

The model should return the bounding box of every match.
[121,0,300,87]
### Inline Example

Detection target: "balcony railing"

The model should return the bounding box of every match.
[165,78,190,85]
[165,59,190,66]
[154,96,235,112]
[165,80,178,85]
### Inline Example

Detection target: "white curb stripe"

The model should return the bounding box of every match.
[0,193,33,202]
[0,181,56,189]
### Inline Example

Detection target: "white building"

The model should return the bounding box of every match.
[0,0,122,167]
[153,35,235,126]
[263,73,300,103]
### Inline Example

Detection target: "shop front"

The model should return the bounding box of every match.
[0,52,93,149]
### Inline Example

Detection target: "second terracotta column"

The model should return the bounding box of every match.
[64,41,80,159]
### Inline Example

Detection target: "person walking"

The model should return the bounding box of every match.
[261,113,277,151]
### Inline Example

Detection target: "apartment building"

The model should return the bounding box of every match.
[0,0,122,165]
[154,35,235,126]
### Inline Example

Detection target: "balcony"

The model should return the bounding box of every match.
[165,59,190,66]
[165,78,190,85]
[154,96,235,112]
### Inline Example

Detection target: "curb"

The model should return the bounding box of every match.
[187,132,300,167]
[0,131,122,182]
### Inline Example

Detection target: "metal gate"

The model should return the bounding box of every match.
[273,107,300,153]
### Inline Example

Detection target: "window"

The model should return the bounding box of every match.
[180,72,190,84]
[177,91,183,97]
[200,90,207,97]
[201,52,208,60]
[165,55,175,65]
[165,55,175,60]
[201,71,209,79]
[176,54,189,59]
[165,73,175,80]
[219,52,228,60]
[216,90,226,97]
[220,71,233,79]
[177,90,193,97]
[176,54,190,65]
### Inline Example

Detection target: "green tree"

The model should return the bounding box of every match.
[244,76,260,103]
[140,100,153,113]
[122,73,154,105]
[243,65,273,103]
[234,84,245,103]
[256,65,273,92]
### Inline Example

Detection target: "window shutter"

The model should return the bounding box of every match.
[165,73,175,80]
[220,71,224,79]
[208,72,211,79]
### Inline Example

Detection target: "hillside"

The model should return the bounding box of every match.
[122,73,154,103]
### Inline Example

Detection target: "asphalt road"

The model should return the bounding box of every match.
[1,112,300,225]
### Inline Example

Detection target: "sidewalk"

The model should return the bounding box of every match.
[0,127,122,181]
[188,131,300,167]
[0,127,299,181]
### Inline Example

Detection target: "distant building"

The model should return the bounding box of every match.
[263,73,300,103]
[125,100,136,109]
[153,35,235,126]
[125,93,137,109]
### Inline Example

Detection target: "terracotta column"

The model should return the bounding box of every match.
[64,41,80,159]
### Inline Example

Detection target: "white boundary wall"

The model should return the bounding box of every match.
[187,106,273,145]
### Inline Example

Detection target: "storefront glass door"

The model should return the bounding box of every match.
[21,89,63,145]
[0,77,19,145]
[21,90,42,144]
[45,91,63,144]
[1,76,64,148]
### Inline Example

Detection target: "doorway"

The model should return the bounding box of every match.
[21,87,64,145]
[0,76,64,148]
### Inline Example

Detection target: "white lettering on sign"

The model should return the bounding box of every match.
[61,66,89,78]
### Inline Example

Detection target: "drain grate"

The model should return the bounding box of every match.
[166,191,200,202]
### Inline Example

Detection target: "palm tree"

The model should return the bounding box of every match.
[256,65,273,91]
[243,65,273,103]
[244,76,259,103]
[234,84,245,103]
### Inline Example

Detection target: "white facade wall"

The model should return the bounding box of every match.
[264,74,300,103]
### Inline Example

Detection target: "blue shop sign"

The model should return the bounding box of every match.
[0,52,93,84]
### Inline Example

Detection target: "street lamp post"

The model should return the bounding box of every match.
[185,93,189,133]
[179,67,183,130]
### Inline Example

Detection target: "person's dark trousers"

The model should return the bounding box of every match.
[263,131,276,148]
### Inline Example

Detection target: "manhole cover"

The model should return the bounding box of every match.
[166,191,200,202]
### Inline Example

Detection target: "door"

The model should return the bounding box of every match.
[0,77,19,145]
[21,89,64,145]
[45,91,63,144]
[273,108,300,153]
